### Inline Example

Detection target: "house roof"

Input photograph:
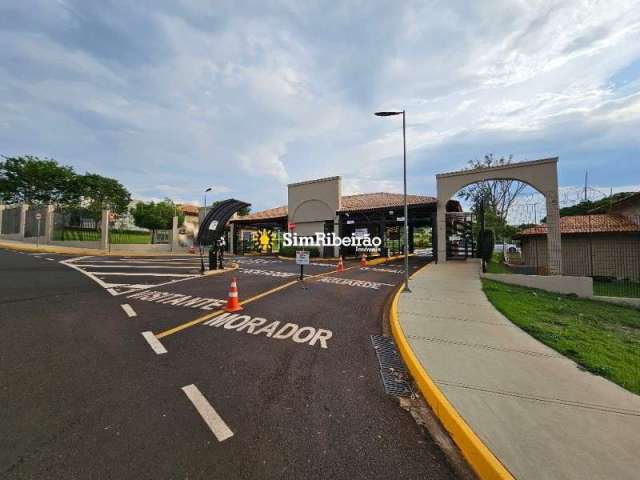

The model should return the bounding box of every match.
[517,214,640,237]
[179,204,200,215]
[232,192,438,222]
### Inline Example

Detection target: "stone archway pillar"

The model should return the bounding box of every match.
[434,157,561,275]
[545,190,562,274]
[436,201,447,263]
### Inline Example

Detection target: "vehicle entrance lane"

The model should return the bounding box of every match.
[152,256,456,479]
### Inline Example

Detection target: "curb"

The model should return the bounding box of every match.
[389,263,514,480]
[0,241,197,257]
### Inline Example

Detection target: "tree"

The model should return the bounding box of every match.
[130,199,182,243]
[77,173,131,218]
[458,154,528,222]
[0,155,79,205]
[540,192,635,221]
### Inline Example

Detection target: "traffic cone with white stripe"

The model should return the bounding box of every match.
[360,253,368,267]
[224,277,243,312]
[337,256,345,272]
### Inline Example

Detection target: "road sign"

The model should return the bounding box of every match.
[397,216,405,222]
[354,228,368,237]
[35,213,42,220]
[288,222,296,231]
[295,251,310,265]
[208,220,219,231]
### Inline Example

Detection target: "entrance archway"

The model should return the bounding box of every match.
[436,157,562,274]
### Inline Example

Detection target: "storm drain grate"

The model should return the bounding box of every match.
[371,335,413,397]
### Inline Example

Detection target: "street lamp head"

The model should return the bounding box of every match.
[205,187,212,192]
[375,111,402,116]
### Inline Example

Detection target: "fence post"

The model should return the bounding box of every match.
[100,210,110,250]
[45,205,55,243]
[171,215,179,252]
[19,204,28,240]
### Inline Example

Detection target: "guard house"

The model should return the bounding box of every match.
[229,176,461,258]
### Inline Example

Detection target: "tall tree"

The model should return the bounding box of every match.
[0,155,79,205]
[130,199,182,243]
[457,154,527,222]
[77,173,131,216]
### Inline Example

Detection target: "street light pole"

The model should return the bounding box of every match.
[200,187,212,274]
[375,110,411,292]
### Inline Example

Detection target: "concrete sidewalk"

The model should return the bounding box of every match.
[0,239,192,256]
[398,261,640,480]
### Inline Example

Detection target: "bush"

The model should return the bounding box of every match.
[477,229,495,262]
[279,246,320,258]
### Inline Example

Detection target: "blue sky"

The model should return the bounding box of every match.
[1,1,639,214]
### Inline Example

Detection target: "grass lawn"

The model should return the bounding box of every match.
[482,279,640,395]
[110,231,151,244]
[52,228,100,242]
[485,252,511,274]
[593,280,640,299]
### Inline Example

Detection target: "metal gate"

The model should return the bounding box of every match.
[446,212,474,260]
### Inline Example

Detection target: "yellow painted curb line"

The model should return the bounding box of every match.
[390,264,514,480]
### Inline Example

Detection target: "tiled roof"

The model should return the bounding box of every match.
[179,204,199,215]
[338,193,436,212]
[232,192,437,222]
[517,214,640,236]
[234,205,288,222]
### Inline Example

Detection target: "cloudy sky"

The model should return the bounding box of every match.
[1,0,639,214]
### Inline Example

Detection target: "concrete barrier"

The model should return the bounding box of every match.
[109,243,171,252]
[593,296,640,309]
[481,272,593,298]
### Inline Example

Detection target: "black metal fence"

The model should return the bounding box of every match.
[1,206,21,234]
[520,214,640,298]
[52,207,101,242]
[24,206,48,238]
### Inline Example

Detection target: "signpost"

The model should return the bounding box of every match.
[296,250,310,282]
[35,212,42,247]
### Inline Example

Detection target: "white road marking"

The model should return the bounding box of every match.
[74,264,198,269]
[61,256,205,296]
[317,276,395,289]
[141,331,167,354]
[181,384,234,442]
[120,303,137,317]
[238,268,297,278]
[46,258,55,261]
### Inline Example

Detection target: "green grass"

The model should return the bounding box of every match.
[594,280,640,299]
[109,230,151,244]
[485,252,511,274]
[482,279,640,395]
[52,228,100,242]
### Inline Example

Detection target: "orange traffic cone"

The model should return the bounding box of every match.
[360,253,367,267]
[337,256,345,272]
[224,277,243,312]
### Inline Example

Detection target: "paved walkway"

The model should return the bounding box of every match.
[398,261,640,480]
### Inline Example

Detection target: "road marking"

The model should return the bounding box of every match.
[120,303,137,317]
[88,272,197,277]
[141,331,168,354]
[238,268,297,278]
[181,384,233,442]
[155,266,355,339]
[317,276,395,289]
[127,290,226,311]
[203,312,333,349]
[73,264,199,269]
[46,257,55,261]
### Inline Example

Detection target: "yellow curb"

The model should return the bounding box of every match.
[0,240,198,257]
[367,253,411,266]
[389,263,514,480]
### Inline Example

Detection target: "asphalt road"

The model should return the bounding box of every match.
[0,248,458,479]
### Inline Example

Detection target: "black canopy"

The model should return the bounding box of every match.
[197,198,251,246]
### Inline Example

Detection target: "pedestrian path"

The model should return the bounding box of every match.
[397,261,640,480]
[61,255,208,296]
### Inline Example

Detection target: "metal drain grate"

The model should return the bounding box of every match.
[371,335,413,397]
